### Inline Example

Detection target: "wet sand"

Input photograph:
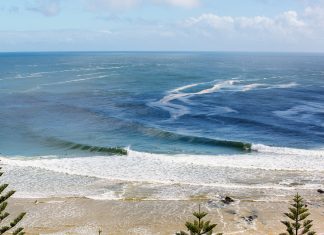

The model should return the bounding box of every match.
[9,194,324,235]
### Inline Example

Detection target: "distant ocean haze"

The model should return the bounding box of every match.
[0,52,323,199]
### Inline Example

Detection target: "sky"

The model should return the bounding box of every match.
[0,0,324,52]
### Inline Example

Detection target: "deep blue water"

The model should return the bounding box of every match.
[1,52,324,157]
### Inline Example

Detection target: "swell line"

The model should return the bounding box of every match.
[45,137,127,155]
[141,128,252,151]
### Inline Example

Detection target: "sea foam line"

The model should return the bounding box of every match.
[41,74,114,86]
[152,79,298,119]
[0,66,124,81]
[151,79,239,119]
[0,155,322,193]
[1,144,323,185]
[251,144,324,157]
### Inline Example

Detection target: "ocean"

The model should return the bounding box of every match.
[0,52,323,200]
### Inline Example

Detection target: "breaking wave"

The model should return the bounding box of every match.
[44,137,127,155]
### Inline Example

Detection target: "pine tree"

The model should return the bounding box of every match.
[176,205,222,235]
[0,166,26,235]
[279,193,316,235]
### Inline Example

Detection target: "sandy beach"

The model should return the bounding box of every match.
[9,192,324,235]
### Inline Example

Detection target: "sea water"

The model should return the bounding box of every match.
[0,52,323,199]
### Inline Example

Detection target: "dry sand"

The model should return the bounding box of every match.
[8,193,324,235]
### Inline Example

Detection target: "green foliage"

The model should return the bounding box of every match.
[176,205,222,235]
[0,166,26,235]
[279,193,316,235]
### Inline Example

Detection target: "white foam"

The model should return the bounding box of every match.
[272,82,298,89]
[5,66,122,80]
[41,75,113,86]
[76,72,105,77]
[86,191,122,200]
[170,83,201,93]
[152,79,238,119]
[252,144,324,157]
[241,82,297,92]
[1,145,323,199]
[152,79,298,119]
[196,80,237,94]
[1,146,323,186]
[0,73,42,81]
[241,83,265,91]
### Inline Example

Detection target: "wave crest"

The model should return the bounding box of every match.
[46,137,127,155]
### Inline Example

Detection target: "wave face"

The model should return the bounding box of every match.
[0,52,324,199]
[45,137,128,155]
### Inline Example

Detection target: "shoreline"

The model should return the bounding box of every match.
[9,193,324,235]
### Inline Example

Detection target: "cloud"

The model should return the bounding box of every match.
[184,14,235,30]
[237,16,274,30]
[183,11,307,35]
[85,0,140,11]
[162,0,200,8]
[304,4,324,27]
[27,0,61,17]
[277,11,306,28]
[2,0,324,52]
[173,9,324,51]
[85,0,200,11]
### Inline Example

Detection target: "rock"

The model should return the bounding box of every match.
[222,196,235,204]
[317,189,324,194]
[242,215,258,224]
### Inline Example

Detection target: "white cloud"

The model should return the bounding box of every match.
[28,0,61,16]
[277,11,306,28]
[85,0,140,11]
[85,0,201,11]
[236,16,274,30]
[185,14,234,30]
[2,0,324,51]
[24,0,201,16]
[171,9,324,51]
[163,0,199,8]
[304,4,324,27]
[182,11,307,35]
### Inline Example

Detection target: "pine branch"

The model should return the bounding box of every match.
[0,185,8,195]
[279,193,316,235]
[13,227,24,235]
[0,190,15,204]
[176,231,188,235]
[176,205,222,235]
[0,165,26,235]
[0,212,10,222]
[10,213,26,228]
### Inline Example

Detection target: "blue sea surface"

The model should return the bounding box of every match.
[1,52,324,199]
[0,52,324,157]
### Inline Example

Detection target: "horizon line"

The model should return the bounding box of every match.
[1,50,324,54]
